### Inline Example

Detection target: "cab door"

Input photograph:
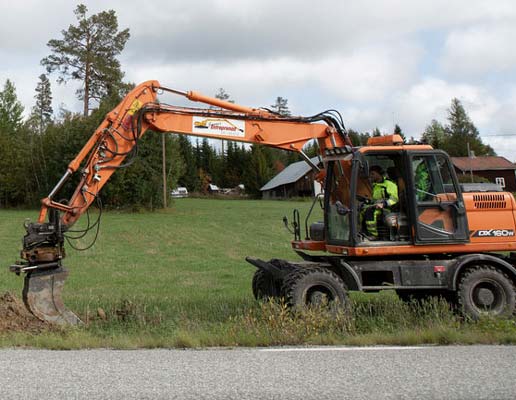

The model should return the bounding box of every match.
[409,151,469,244]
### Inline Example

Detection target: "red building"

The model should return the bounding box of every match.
[451,156,516,192]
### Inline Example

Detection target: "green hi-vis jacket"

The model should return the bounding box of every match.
[372,179,399,208]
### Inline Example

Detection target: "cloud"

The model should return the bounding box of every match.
[127,39,422,110]
[0,0,71,53]
[1,0,516,158]
[117,0,516,62]
[384,78,516,160]
[391,78,499,132]
[441,23,516,76]
[496,87,516,132]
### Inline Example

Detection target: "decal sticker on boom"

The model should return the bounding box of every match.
[122,99,144,129]
[127,99,143,115]
[192,117,245,137]
[471,229,515,237]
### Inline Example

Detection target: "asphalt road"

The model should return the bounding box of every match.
[0,345,515,399]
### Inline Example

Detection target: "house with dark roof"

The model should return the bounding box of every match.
[260,157,322,199]
[451,156,516,191]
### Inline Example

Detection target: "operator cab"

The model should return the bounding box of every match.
[323,137,469,247]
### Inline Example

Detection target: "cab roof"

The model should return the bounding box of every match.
[359,134,432,152]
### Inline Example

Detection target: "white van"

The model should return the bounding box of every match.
[170,187,188,198]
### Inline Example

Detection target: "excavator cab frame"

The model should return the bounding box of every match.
[407,150,469,244]
[320,147,470,249]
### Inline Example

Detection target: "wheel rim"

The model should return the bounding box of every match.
[470,278,506,314]
[305,284,337,306]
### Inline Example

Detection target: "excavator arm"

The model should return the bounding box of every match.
[10,80,349,324]
[40,80,346,227]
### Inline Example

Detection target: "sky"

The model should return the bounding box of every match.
[1,0,516,159]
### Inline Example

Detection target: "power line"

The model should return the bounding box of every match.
[482,134,516,137]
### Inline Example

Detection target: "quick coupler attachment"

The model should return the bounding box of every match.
[10,261,60,275]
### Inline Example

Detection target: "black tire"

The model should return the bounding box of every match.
[252,269,280,300]
[281,267,348,308]
[458,265,515,319]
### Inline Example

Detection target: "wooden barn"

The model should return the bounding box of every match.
[451,156,516,192]
[260,157,322,199]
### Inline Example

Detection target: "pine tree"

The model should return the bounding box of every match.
[445,98,495,156]
[41,4,130,116]
[394,124,406,143]
[214,87,235,161]
[348,129,371,146]
[200,138,215,174]
[224,141,241,187]
[243,145,274,197]
[177,136,200,191]
[31,74,53,133]
[224,142,250,188]
[25,74,54,194]
[0,128,33,206]
[0,79,24,135]
[422,120,447,149]
[0,80,31,206]
[303,141,319,158]
[270,96,291,116]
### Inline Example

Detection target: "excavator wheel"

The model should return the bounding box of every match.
[457,265,515,319]
[23,267,82,325]
[281,267,348,308]
[252,269,281,300]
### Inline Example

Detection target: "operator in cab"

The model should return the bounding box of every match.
[363,165,399,240]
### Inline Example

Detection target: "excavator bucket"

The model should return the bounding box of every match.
[22,267,82,325]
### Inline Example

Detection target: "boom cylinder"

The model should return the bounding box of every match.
[48,169,72,200]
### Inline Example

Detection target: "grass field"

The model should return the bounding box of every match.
[1,198,516,348]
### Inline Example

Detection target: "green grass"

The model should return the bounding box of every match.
[1,198,516,348]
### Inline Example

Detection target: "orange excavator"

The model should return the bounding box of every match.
[10,80,516,324]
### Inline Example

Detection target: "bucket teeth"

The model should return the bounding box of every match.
[22,267,82,325]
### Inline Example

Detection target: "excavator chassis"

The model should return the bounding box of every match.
[10,263,82,325]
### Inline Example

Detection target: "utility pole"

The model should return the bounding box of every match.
[162,135,167,208]
[467,142,473,183]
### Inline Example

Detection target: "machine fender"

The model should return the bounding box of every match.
[295,252,362,291]
[335,259,362,291]
[450,254,516,290]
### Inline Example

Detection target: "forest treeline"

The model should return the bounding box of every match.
[0,4,495,209]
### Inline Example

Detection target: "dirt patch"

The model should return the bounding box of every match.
[0,292,50,333]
